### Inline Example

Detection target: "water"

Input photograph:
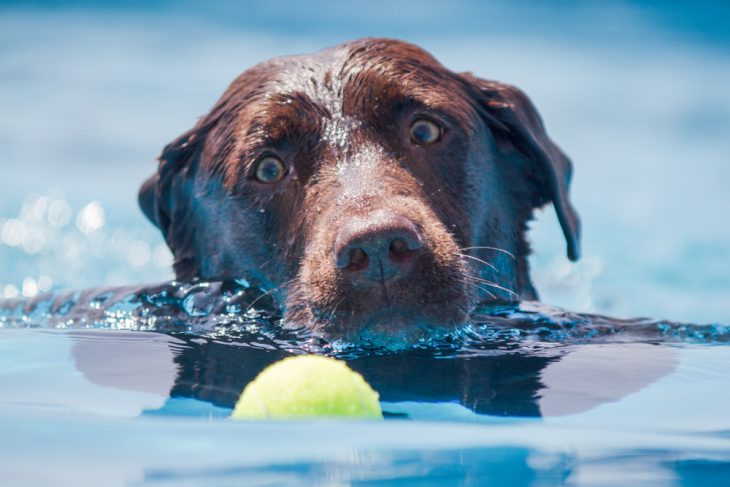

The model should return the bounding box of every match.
[1,316,730,485]
[2,287,730,485]
[2,1,730,485]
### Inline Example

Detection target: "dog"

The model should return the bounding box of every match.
[138,38,580,344]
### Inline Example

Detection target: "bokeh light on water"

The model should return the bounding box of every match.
[1,193,173,298]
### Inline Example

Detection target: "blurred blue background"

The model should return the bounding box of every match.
[1,0,728,323]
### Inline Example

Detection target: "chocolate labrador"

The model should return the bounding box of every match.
[138,38,580,343]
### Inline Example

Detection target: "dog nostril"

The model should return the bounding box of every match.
[389,238,409,257]
[348,248,368,270]
[334,213,423,275]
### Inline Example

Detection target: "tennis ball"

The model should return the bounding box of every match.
[231,355,382,420]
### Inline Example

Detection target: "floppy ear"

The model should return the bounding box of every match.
[467,76,581,261]
[138,174,160,228]
[138,128,203,279]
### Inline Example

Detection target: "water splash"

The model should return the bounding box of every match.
[1,280,727,359]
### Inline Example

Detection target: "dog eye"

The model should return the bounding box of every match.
[409,118,442,145]
[254,156,287,183]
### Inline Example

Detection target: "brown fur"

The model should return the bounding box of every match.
[139,38,580,344]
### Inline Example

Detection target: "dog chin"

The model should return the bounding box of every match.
[317,308,466,349]
[361,322,453,348]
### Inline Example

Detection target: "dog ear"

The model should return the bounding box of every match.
[138,128,203,279]
[467,76,581,261]
[138,174,160,229]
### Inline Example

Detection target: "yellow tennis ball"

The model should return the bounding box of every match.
[231,355,382,420]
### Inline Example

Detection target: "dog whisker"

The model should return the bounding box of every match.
[464,274,519,299]
[326,297,347,324]
[457,252,500,273]
[257,257,277,270]
[244,278,297,314]
[459,246,516,261]
[460,279,497,300]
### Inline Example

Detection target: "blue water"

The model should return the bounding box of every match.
[1,325,730,485]
[1,1,730,485]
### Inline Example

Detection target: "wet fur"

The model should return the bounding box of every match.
[139,38,580,343]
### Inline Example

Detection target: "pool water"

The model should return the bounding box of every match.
[1,328,730,486]
[1,290,729,485]
[2,1,730,485]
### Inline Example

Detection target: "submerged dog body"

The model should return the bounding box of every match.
[139,38,580,342]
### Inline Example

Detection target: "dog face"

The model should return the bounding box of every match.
[139,38,580,344]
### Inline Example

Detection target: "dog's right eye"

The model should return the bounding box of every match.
[254,156,287,183]
[409,118,442,145]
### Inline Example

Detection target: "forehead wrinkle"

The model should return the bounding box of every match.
[338,42,483,130]
[344,67,479,123]
[251,92,325,141]
[278,51,361,156]
[224,91,327,189]
[230,103,292,157]
[263,48,350,115]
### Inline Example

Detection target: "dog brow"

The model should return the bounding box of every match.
[232,92,322,159]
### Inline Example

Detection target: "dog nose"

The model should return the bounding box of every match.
[334,213,424,283]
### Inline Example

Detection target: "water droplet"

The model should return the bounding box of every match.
[182,291,214,317]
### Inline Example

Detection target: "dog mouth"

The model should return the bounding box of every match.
[361,307,427,332]
[318,305,462,347]
[283,260,473,344]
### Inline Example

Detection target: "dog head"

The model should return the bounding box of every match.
[139,38,580,344]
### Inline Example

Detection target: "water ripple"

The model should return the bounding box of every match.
[1,280,727,359]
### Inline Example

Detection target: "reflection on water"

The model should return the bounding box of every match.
[6,403,727,487]
[1,280,726,417]
[0,327,682,418]
[3,325,728,486]
[2,326,730,485]
[2,277,727,485]
[1,282,729,485]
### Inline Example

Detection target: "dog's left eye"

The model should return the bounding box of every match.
[409,118,442,145]
[254,156,287,183]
